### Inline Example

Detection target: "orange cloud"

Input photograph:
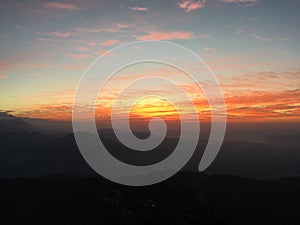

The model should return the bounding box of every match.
[100,39,120,46]
[16,104,72,121]
[178,0,205,12]
[137,31,194,40]
[9,66,300,123]
[42,2,79,11]
[13,87,300,122]
[0,75,7,79]
[224,89,300,121]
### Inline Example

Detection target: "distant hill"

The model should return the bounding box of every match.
[1,129,300,179]
[23,117,72,134]
[0,112,300,179]
[0,112,36,133]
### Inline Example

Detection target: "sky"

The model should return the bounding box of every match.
[0,0,300,122]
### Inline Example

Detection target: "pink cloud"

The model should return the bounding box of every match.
[117,23,132,28]
[63,65,82,70]
[98,50,113,56]
[0,75,7,79]
[0,62,7,69]
[26,64,51,69]
[137,31,194,41]
[88,41,98,46]
[128,6,149,11]
[39,31,77,38]
[204,47,216,52]
[37,37,57,42]
[178,0,205,12]
[76,27,120,33]
[49,31,75,38]
[67,53,93,59]
[42,2,79,11]
[38,24,123,40]
[76,47,90,52]
[100,39,120,46]
[199,34,210,38]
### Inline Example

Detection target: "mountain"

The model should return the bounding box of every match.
[1,113,300,179]
[0,131,59,177]
[1,128,300,179]
[0,112,36,133]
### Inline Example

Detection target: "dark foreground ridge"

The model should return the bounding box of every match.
[1,173,300,225]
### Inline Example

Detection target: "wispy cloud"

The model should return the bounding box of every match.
[37,22,126,41]
[98,50,114,56]
[62,65,83,70]
[0,62,8,69]
[13,24,23,29]
[236,28,245,34]
[77,27,120,33]
[178,0,206,12]
[38,26,121,39]
[39,31,77,38]
[16,104,72,121]
[0,75,7,79]
[41,2,79,11]
[67,53,93,59]
[251,33,272,42]
[117,23,132,28]
[224,89,300,120]
[219,70,300,93]
[204,47,216,52]
[37,37,57,42]
[76,47,90,52]
[199,34,210,38]
[26,64,52,69]
[137,31,194,40]
[220,0,257,3]
[100,39,120,46]
[128,6,149,11]
[0,33,11,38]
[88,41,98,46]
[220,0,257,6]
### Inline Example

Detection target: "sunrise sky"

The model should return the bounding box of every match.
[0,0,299,122]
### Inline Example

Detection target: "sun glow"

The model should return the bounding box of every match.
[130,96,179,120]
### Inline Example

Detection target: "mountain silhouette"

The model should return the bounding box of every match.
[0,112,36,133]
